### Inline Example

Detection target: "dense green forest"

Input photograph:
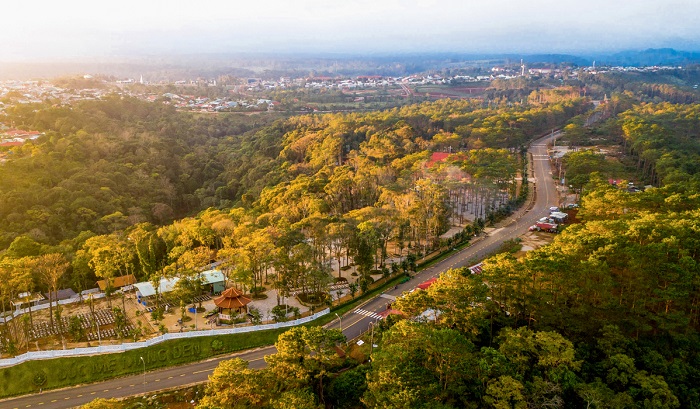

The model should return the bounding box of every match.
[572,69,700,103]
[0,97,286,247]
[173,101,700,409]
[3,84,699,407]
[0,94,588,353]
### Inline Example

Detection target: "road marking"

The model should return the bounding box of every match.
[116,387,122,390]
[77,395,82,398]
[64,397,70,400]
[155,379,160,382]
[103,389,109,392]
[354,308,382,320]
[168,376,174,379]
[51,400,57,403]
[379,294,396,301]
[192,369,213,374]
[340,315,374,331]
[90,392,96,395]
[129,384,135,387]
[180,374,186,377]
[37,404,44,406]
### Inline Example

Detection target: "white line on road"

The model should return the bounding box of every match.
[354,309,382,320]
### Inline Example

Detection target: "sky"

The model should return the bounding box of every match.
[2,0,700,60]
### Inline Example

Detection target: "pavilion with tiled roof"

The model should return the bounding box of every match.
[214,287,252,319]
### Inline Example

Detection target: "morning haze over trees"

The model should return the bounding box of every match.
[2,54,700,409]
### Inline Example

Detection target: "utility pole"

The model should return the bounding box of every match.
[369,321,377,360]
[335,313,342,333]
[139,356,146,391]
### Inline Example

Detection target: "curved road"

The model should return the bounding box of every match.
[2,132,560,409]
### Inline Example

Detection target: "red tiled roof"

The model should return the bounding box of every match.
[214,287,251,309]
[0,142,22,147]
[97,274,136,291]
[378,309,404,319]
[417,277,438,290]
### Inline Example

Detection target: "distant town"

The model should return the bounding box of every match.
[0,62,695,161]
[0,63,691,113]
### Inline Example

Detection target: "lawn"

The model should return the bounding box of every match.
[0,328,285,398]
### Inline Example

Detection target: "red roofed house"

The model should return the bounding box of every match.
[417,277,438,290]
[97,274,136,292]
[378,309,404,319]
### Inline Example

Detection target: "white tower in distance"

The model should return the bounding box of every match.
[520,59,525,77]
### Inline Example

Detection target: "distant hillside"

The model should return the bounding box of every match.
[4,49,700,81]
[520,54,591,67]
[597,48,700,66]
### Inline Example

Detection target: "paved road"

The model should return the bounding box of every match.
[2,132,560,409]
[1,346,273,409]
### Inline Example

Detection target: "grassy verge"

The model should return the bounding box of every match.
[0,328,285,398]
[417,239,473,270]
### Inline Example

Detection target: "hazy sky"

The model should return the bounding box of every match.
[2,0,699,60]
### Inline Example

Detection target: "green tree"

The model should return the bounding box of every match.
[81,234,134,306]
[270,389,322,409]
[363,320,476,408]
[68,315,85,342]
[484,376,527,409]
[197,358,273,409]
[266,326,345,402]
[31,253,69,332]
[80,398,125,409]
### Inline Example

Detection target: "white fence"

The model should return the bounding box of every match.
[0,293,106,324]
[0,308,330,367]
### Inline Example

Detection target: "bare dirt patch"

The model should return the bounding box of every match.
[513,231,555,258]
